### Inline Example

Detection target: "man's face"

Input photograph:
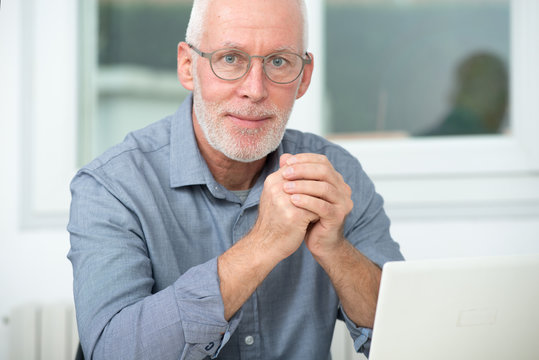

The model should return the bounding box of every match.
[190,0,312,162]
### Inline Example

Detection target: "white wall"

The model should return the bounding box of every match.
[1,1,539,360]
[0,1,76,358]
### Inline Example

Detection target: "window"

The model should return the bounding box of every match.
[325,0,510,137]
[79,0,192,164]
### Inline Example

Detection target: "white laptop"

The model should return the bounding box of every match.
[369,254,539,360]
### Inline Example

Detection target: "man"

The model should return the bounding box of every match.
[68,0,403,359]
[421,52,508,136]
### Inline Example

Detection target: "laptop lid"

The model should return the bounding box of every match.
[369,254,539,360]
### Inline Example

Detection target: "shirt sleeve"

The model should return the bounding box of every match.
[337,307,373,356]
[67,171,241,360]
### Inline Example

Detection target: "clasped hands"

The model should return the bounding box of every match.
[253,153,353,261]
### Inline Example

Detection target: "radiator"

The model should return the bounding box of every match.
[7,303,363,360]
[9,303,79,360]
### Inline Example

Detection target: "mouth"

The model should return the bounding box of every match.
[227,113,273,129]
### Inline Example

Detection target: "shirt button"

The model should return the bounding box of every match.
[244,335,254,345]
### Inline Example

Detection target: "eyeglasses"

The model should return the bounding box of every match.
[188,44,312,84]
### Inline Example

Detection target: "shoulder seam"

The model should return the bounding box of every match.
[86,142,170,172]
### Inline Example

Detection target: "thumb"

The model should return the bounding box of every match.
[279,153,293,168]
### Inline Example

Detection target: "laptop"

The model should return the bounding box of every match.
[369,254,539,360]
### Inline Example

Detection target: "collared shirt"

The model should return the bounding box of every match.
[67,94,404,360]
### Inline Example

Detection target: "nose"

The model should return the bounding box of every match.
[237,57,268,103]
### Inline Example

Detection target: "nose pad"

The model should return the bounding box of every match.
[246,56,267,80]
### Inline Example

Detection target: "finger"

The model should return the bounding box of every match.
[285,153,330,166]
[283,180,340,204]
[282,162,344,189]
[283,154,341,184]
[290,193,353,222]
[290,194,335,221]
[279,153,294,168]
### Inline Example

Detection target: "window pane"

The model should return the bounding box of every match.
[89,0,192,160]
[325,0,510,137]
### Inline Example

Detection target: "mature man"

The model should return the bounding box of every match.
[68,0,403,359]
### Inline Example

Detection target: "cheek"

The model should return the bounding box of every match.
[195,64,229,99]
[272,85,300,109]
[200,79,237,103]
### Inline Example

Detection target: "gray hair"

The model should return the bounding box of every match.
[185,0,309,52]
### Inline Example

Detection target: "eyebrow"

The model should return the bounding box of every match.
[218,41,300,54]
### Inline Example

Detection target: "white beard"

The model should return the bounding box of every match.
[192,73,293,163]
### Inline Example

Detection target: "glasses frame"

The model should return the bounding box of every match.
[188,44,312,84]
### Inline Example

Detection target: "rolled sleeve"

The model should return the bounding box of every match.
[175,258,242,359]
[338,307,373,357]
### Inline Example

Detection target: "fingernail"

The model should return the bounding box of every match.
[284,167,294,176]
[286,157,297,165]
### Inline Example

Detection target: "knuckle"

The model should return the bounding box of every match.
[264,174,276,187]
[320,201,332,216]
[347,198,354,213]
[323,182,332,195]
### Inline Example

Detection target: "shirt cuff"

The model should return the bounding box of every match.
[174,257,242,358]
[339,306,373,357]
[210,309,242,359]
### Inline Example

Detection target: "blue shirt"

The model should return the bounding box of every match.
[67,94,404,360]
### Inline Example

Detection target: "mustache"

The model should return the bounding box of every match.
[211,103,282,118]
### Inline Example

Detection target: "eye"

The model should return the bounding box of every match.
[270,56,286,67]
[215,50,248,66]
[269,56,288,68]
[224,54,237,64]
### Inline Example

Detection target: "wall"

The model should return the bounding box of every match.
[0,1,76,358]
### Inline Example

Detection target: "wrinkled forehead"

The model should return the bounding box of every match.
[202,0,305,53]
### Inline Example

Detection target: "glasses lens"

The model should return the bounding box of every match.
[264,53,304,84]
[210,49,250,80]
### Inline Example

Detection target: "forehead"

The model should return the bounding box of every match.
[202,0,304,52]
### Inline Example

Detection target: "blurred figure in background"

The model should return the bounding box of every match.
[421,52,508,136]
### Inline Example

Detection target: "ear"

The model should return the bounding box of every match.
[177,42,194,91]
[295,52,314,100]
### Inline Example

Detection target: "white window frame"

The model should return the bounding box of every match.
[19,0,539,227]
[332,0,539,177]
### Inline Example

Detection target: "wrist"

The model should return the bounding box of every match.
[310,236,356,274]
[308,233,348,260]
[248,220,302,263]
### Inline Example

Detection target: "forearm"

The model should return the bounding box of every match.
[218,228,283,320]
[313,238,382,328]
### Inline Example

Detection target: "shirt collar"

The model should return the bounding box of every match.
[170,93,215,189]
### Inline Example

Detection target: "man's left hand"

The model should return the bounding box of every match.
[281,153,353,257]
